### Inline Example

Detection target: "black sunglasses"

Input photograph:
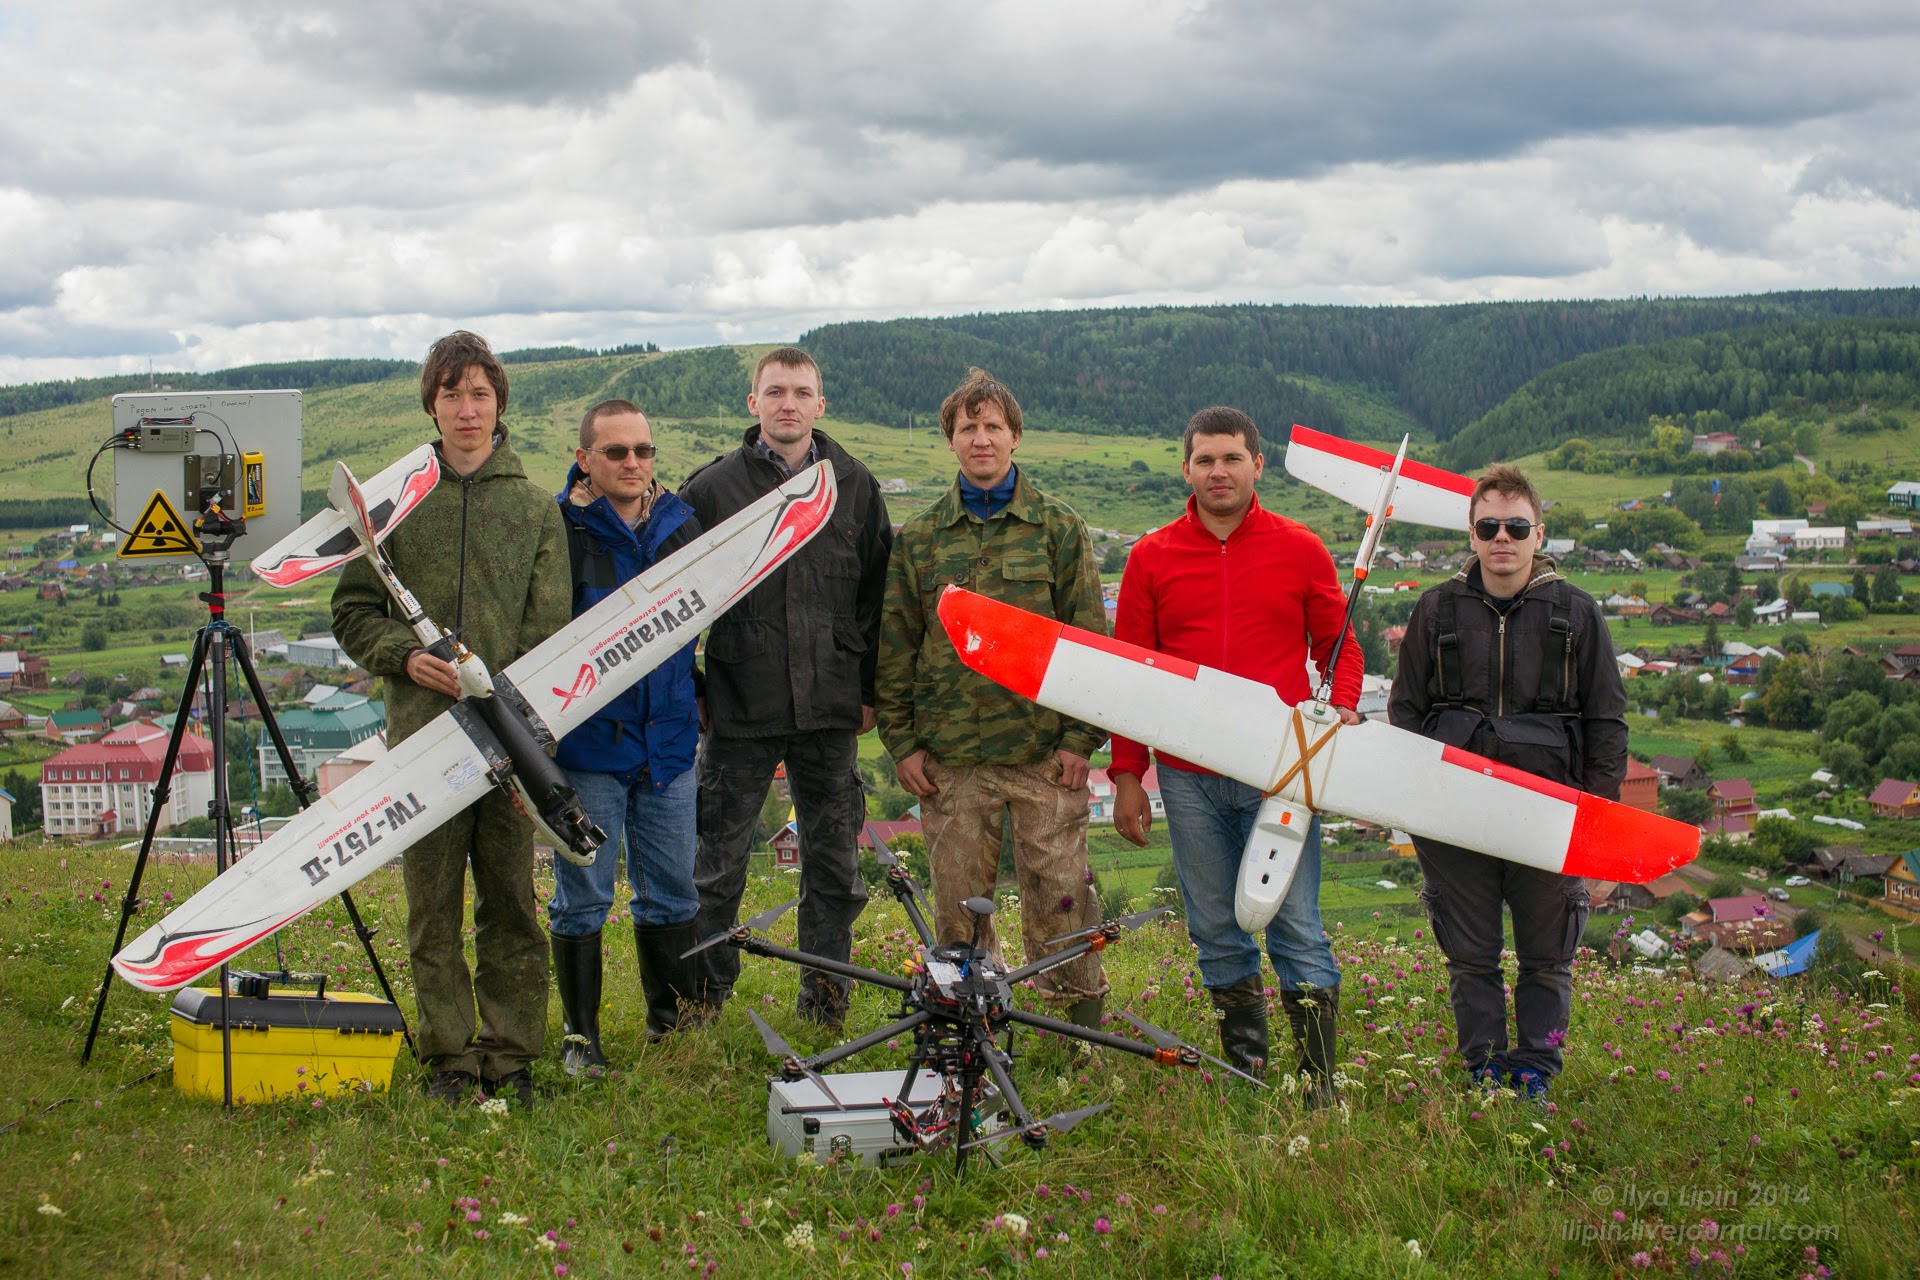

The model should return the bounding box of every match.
[1473,517,1536,541]
[587,444,657,462]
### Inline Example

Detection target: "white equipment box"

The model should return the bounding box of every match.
[766,1069,1001,1167]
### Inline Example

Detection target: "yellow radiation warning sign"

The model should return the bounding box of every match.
[118,489,201,558]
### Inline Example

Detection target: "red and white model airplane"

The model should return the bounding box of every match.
[112,458,839,993]
[936,427,1696,931]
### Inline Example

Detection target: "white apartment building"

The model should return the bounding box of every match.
[39,720,214,838]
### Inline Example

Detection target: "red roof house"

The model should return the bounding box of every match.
[1868,779,1920,820]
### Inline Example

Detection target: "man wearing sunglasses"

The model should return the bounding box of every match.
[544,399,705,1073]
[1388,464,1626,1103]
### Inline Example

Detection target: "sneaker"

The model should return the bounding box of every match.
[483,1069,536,1108]
[1510,1068,1550,1103]
[426,1069,479,1106]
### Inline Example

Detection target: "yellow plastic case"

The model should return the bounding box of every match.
[169,986,404,1103]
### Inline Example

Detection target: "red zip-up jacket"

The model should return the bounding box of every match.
[1109,493,1362,780]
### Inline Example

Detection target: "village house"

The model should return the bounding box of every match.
[1649,604,1701,626]
[1867,778,1920,820]
[1679,895,1792,951]
[1791,527,1847,555]
[43,708,110,744]
[1708,778,1757,819]
[260,687,386,788]
[1651,755,1708,789]
[1886,480,1920,510]
[1883,853,1920,923]
[1878,644,1920,684]
[1621,759,1661,813]
[1701,813,1753,842]
[1691,431,1740,454]
[1807,844,1901,885]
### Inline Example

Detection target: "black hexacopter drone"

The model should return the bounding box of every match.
[684,825,1263,1174]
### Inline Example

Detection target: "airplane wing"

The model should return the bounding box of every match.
[251,445,440,587]
[111,716,488,992]
[114,462,839,992]
[936,588,1696,884]
[1285,425,1474,532]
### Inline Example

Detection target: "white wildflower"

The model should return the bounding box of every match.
[535,1235,557,1252]
[1001,1213,1031,1238]
[477,1098,509,1118]
[1404,1239,1423,1259]
[499,1212,527,1226]
[783,1221,816,1253]
[1529,1122,1548,1134]
[1286,1134,1311,1158]
[37,1201,64,1218]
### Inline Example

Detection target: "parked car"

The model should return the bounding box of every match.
[1765,887,1791,901]
[1784,875,1811,887]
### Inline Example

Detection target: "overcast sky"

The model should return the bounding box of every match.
[3,0,1919,384]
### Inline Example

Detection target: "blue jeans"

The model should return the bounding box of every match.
[1156,766,1341,993]
[548,768,697,935]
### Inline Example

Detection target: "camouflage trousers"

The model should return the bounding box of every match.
[400,787,549,1078]
[920,758,1108,1004]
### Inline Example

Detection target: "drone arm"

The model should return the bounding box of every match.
[889,872,937,946]
[1000,937,1099,987]
[803,1009,934,1073]
[735,937,915,993]
[1004,1007,1187,1066]
[974,1022,1040,1137]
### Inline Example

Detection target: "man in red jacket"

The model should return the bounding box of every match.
[1111,406,1361,1102]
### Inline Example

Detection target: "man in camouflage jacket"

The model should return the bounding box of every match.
[331,331,571,1106]
[876,368,1110,1023]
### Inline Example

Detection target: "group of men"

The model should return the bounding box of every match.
[333,330,1626,1110]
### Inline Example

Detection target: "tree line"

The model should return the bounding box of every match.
[1445,319,1920,466]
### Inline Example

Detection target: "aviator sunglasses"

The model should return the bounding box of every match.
[585,443,657,462]
[1473,516,1537,541]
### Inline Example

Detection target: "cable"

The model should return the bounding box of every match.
[83,438,136,537]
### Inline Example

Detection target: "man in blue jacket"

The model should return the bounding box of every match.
[549,398,704,1074]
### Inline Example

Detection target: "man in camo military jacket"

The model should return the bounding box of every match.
[875,368,1110,1026]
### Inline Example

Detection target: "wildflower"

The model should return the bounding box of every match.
[1404,1239,1423,1259]
[500,1213,528,1226]
[1094,1218,1112,1235]
[1630,1252,1652,1268]
[783,1222,816,1253]
[1287,1134,1310,1157]
[37,1201,64,1218]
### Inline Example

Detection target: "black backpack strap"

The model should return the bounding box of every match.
[1434,588,1462,705]
[562,510,621,594]
[1534,580,1574,713]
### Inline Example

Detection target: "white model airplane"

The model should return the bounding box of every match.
[112,459,839,993]
[251,444,442,588]
[937,588,1697,897]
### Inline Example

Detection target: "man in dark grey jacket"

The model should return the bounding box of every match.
[679,347,891,1027]
[1388,464,1626,1102]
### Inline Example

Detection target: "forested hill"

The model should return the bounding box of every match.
[0,359,414,418]
[1444,318,1920,467]
[801,289,1920,440]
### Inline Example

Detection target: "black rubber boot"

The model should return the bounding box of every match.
[1281,985,1340,1109]
[634,920,699,1040]
[797,971,852,1030]
[1209,976,1269,1081]
[549,930,609,1078]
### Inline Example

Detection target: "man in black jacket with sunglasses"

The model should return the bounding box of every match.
[1388,464,1626,1103]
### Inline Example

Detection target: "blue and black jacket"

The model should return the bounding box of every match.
[552,463,703,790]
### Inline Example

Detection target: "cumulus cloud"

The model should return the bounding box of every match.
[0,0,1917,383]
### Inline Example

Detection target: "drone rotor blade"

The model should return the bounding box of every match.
[960,1102,1111,1150]
[864,822,899,867]
[743,898,798,932]
[1042,905,1172,948]
[1119,1010,1269,1088]
[748,1011,844,1111]
[679,930,737,959]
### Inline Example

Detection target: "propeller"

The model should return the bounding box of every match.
[864,823,934,915]
[1043,905,1172,948]
[1118,1010,1268,1088]
[748,1011,844,1111]
[960,1102,1110,1150]
[679,898,798,958]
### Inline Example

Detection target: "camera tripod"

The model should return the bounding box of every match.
[79,536,412,1107]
